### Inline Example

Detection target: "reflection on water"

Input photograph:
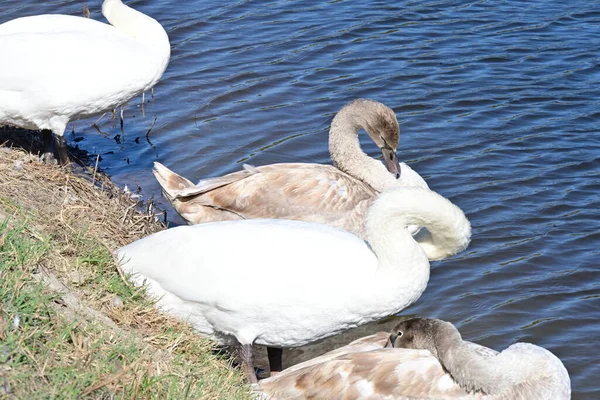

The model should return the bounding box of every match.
[1,0,599,397]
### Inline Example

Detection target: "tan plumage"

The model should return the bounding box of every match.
[257,332,486,400]
[257,318,570,400]
[154,99,429,240]
[154,162,377,234]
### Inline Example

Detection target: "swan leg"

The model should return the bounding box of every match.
[41,129,55,164]
[92,112,107,127]
[141,92,146,117]
[55,135,69,165]
[238,344,258,384]
[41,130,69,165]
[267,347,283,376]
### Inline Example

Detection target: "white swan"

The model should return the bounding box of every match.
[117,187,471,382]
[258,318,571,400]
[0,0,170,163]
[153,99,430,241]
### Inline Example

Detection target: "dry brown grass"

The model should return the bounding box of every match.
[0,144,253,399]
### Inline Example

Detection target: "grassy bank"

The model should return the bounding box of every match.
[0,146,252,399]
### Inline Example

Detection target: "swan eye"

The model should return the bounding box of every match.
[397,331,403,338]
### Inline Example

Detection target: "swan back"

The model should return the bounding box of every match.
[152,161,378,236]
[494,343,571,400]
[119,219,378,294]
[0,14,110,34]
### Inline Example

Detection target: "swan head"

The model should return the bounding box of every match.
[353,99,402,179]
[387,318,460,360]
[331,99,402,179]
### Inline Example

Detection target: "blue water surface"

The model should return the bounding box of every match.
[1,0,599,398]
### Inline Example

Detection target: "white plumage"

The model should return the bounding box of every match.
[117,187,471,381]
[0,0,170,163]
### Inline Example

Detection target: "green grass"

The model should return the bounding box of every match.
[0,219,253,399]
[0,148,253,399]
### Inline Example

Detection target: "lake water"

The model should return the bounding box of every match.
[1,0,599,397]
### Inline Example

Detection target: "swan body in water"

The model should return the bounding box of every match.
[117,187,471,382]
[0,0,170,163]
[258,318,570,400]
[153,99,430,242]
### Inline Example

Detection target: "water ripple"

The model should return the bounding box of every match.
[1,0,599,396]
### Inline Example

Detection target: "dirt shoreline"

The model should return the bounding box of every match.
[0,144,252,399]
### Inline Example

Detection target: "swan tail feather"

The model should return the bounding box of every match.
[154,162,262,200]
[175,168,261,199]
[152,162,195,201]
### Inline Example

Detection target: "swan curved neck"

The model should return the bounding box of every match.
[435,328,504,394]
[437,333,568,398]
[367,188,471,266]
[102,0,170,61]
[412,224,471,261]
[328,105,396,192]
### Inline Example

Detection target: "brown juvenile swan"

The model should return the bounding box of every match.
[153,99,429,241]
[257,318,570,399]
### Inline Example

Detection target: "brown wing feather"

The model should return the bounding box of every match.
[260,348,484,400]
[152,161,195,200]
[167,163,377,237]
[277,332,390,377]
